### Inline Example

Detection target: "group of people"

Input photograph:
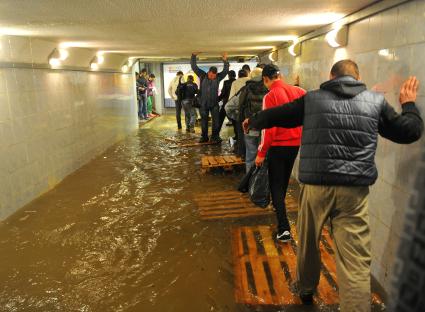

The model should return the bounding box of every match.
[171,53,423,312]
[136,68,157,120]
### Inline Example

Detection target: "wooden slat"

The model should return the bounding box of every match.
[233,225,383,307]
[201,157,210,168]
[258,226,295,305]
[245,227,273,304]
[216,156,227,165]
[207,156,218,165]
[223,156,235,163]
[232,228,252,304]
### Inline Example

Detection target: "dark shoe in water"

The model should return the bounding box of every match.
[199,137,209,143]
[300,293,314,305]
[276,230,292,242]
[209,137,222,144]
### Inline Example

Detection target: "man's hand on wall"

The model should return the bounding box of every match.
[399,76,419,105]
[222,52,228,61]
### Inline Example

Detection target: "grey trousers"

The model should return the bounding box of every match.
[296,184,372,312]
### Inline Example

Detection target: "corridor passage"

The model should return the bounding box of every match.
[0,116,386,312]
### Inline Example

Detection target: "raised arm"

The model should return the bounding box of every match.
[218,52,230,81]
[190,53,206,79]
[378,76,423,143]
[244,96,306,132]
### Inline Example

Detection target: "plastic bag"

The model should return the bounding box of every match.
[248,162,270,208]
[238,165,255,193]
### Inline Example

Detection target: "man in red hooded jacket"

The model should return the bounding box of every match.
[256,64,306,242]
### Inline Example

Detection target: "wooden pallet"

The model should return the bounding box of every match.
[193,190,297,220]
[232,225,383,307]
[201,155,245,173]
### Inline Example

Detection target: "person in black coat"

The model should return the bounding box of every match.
[217,70,236,133]
[244,60,423,311]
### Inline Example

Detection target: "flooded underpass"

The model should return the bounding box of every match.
[0,115,385,312]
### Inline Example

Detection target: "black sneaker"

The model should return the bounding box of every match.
[209,137,222,144]
[199,137,209,143]
[300,293,314,305]
[276,230,292,242]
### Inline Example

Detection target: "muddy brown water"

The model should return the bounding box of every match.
[0,115,384,312]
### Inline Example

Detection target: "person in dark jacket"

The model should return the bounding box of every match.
[191,52,229,143]
[217,70,236,133]
[136,69,149,120]
[238,67,268,171]
[243,60,423,312]
[177,75,198,133]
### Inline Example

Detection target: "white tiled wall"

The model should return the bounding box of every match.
[261,0,425,293]
[0,67,138,220]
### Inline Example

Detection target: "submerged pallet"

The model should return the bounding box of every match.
[232,225,383,307]
[165,137,217,148]
[193,190,297,220]
[201,155,245,173]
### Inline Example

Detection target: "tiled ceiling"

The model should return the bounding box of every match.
[0,0,376,59]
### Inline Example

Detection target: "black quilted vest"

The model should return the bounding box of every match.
[299,76,386,186]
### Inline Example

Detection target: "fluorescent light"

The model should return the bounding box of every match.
[58,49,69,61]
[49,58,61,67]
[268,51,278,62]
[288,40,300,57]
[325,26,348,48]
[90,62,99,70]
[96,53,105,64]
[378,49,390,57]
[325,29,341,48]
[121,65,129,73]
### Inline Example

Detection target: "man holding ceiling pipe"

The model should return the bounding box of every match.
[191,52,229,144]
[243,60,423,312]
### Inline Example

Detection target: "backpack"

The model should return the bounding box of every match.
[240,81,268,119]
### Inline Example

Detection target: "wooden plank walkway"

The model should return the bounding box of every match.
[232,225,383,307]
[193,190,297,220]
[201,155,245,173]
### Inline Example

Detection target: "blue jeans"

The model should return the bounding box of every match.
[245,134,260,172]
[200,105,220,140]
[138,95,147,119]
[182,99,196,129]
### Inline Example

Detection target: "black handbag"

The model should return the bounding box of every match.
[238,166,255,193]
[248,162,270,208]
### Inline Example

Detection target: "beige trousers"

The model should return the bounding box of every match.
[296,184,372,312]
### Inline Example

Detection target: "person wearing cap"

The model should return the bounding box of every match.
[168,71,185,129]
[256,64,306,243]
[243,60,423,311]
[191,52,229,143]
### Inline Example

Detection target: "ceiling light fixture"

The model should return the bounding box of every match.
[288,40,301,57]
[58,49,69,61]
[268,51,278,62]
[90,62,99,70]
[96,52,105,64]
[325,25,348,48]
[48,48,62,68]
[121,64,129,73]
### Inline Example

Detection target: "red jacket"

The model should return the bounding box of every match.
[257,80,306,157]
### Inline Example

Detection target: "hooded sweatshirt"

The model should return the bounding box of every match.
[248,75,423,186]
[257,79,306,158]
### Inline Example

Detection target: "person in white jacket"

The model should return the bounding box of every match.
[168,71,185,129]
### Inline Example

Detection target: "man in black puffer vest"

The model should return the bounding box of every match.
[243,60,423,312]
